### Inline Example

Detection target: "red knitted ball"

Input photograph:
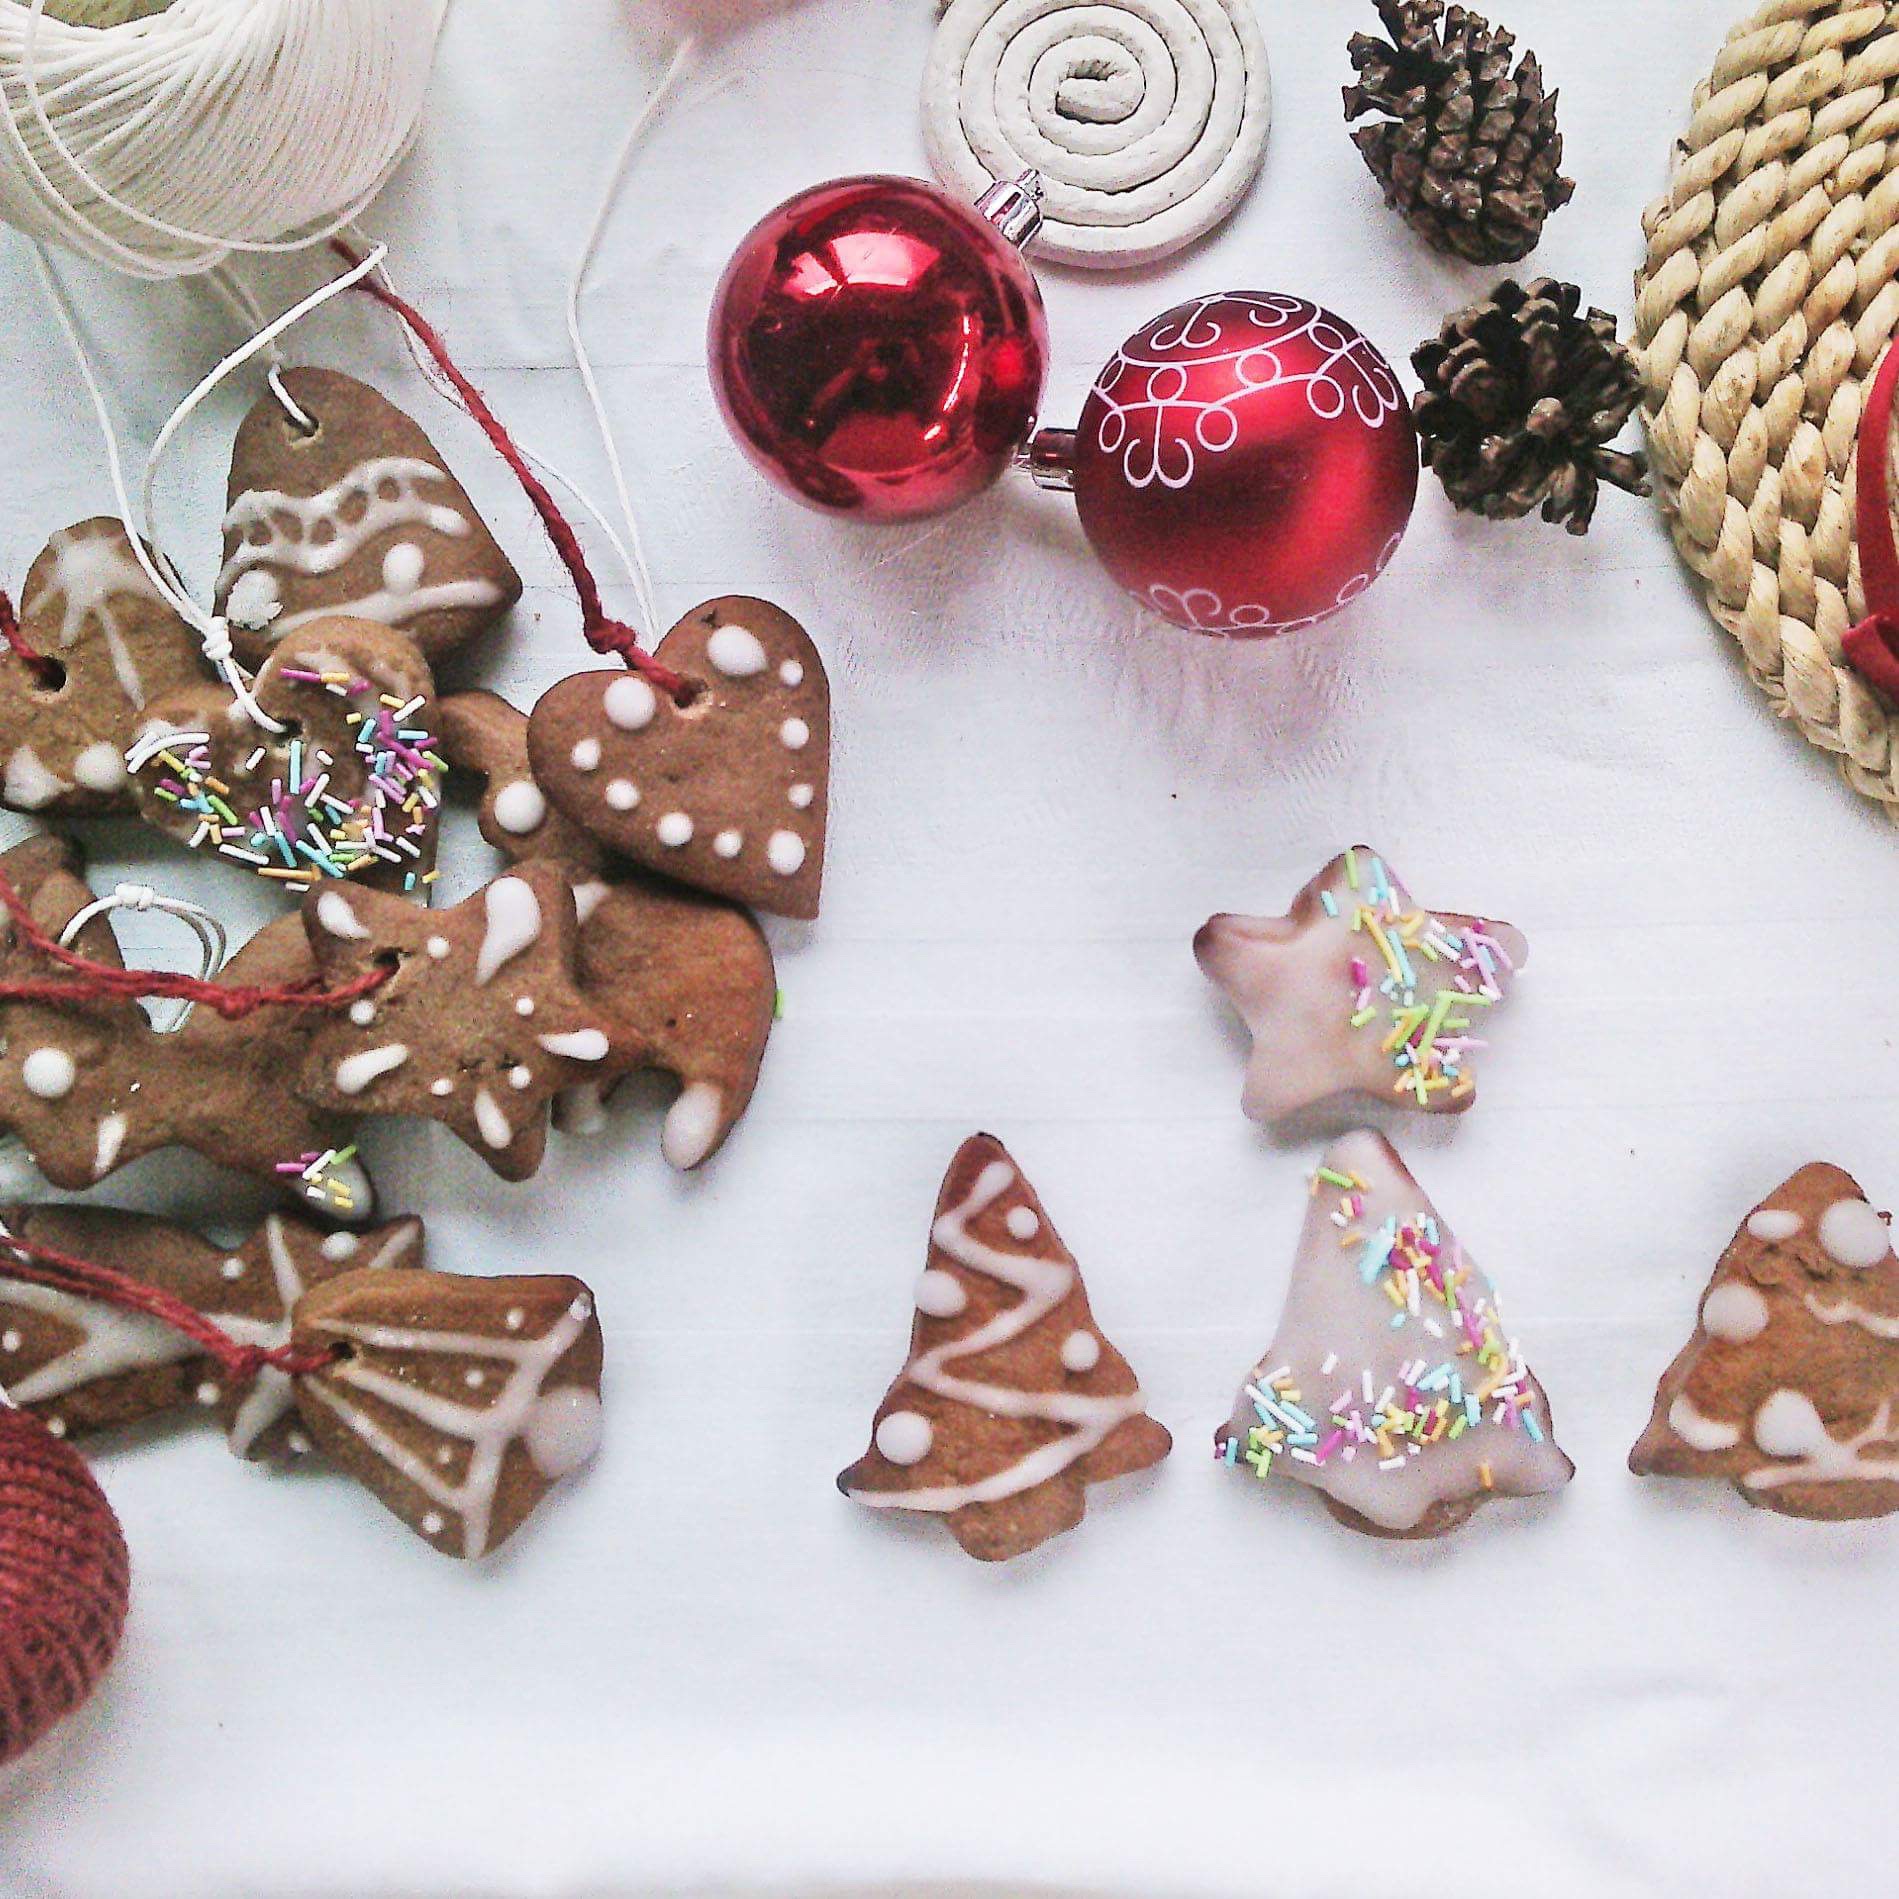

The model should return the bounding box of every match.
[0,1406,130,1767]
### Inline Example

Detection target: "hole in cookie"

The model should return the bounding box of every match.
[671,678,706,712]
[23,656,67,697]
[282,411,322,445]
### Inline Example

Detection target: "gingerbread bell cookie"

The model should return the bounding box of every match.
[0,518,207,814]
[1631,1164,1899,1519]
[527,597,830,919]
[216,368,521,667]
[1217,1131,1572,1538]
[1196,847,1525,1124]
[839,1134,1171,1561]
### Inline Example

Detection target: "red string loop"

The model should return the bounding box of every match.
[0,588,58,689]
[1845,339,1899,699]
[330,240,687,698]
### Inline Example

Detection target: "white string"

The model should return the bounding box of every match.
[201,265,314,431]
[0,0,443,279]
[59,881,227,1032]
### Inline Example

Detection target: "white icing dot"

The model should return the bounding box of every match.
[572,881,608,925]
[779,659,804,686]
[382,542,426,592]
[492,780,547,836]
[1753,1389,1830,1458]
[472,1087,513,1150]
[221,1257,245,1282]
[523,1385,604,1478]
[604,676,657,731]
[661,1081,723,1170]
[787,782,814,809]
[1060,1330,1101,1374]
[538,1028,609,1062]
[1747,1208,1804,1243]
[1,1329,20,1354]
[1702,1282,1770,1342]
[875,1410,934,1465]
[225,568,280,631]
[706,624,768,677]
[315,890,370,940]
[348,999,377,1026]
[20,1047,75,1100]
[713,829,743,859]
[914,1268,967,1318]
[570,738,601,772]
[505,1307,525,1332]
[46,1417,65,1438]
[333,1043,409,1096]
[71,741,126,793]
[319,1233,359,1261]
[435,1446,454,1466]
[422,1511,445,1537]
[1818,1198,1891,1270]
[287,1431,311,1458]
[1005,1206,1040,1240]
[779,717,809,751]
[430,1077,454,1097]
[464,1369,485,1389]
[509,1065,533,1090]
[515,997,535,1017]
[656,811,693,848]
[426,935,452,960]
[195,1381,220,1408]
[605,779,639,811]
[766,830,805,875]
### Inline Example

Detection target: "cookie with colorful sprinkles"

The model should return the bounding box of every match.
[1216,1130,1572,1538]
[1195,847,1526,1125]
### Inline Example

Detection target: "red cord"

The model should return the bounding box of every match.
[331,240,686,697]
[0,589,56,687]
[0,865,390,1022]
[1845,340,1899,698]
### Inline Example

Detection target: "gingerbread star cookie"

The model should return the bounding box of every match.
[296,862,617,1180]
[1195,847,1527,1124]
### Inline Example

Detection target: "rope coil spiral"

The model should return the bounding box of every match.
[1633,0,1899,818]
[923,0,1271,268]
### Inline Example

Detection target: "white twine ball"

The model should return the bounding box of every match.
[0,0,444,278]
[923,0,1271,269]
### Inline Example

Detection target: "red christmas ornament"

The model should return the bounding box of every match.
[708,173,1049,522]
[1036,292,1418,635]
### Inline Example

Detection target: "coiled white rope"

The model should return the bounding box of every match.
[0,0,443,279]
[923,0,1271,269]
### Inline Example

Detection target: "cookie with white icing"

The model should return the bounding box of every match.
[1195,847,1527,1125]
[295,863,617,1181]
[0,1206,422,1456]
[1217,1131,1572,1538]
[288,1265,603,1559]
[440,688,610,877]
[839,1133,1171,1561]
[1631,1163,1899,1519]
[526,597,829,919]
[128,615,442,894]
[216,368,521,667]
[0,518,208,815]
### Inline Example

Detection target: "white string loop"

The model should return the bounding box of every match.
[59,879,227,1031]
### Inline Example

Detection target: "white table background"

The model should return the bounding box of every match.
[3,0,1896,1892]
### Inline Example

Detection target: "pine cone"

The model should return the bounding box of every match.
[1411,278,1650,535]
[1343,0,1573,265]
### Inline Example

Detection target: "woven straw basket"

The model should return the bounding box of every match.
[1635,0,1899,816]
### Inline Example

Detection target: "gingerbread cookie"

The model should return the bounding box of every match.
[1216,1131,1572,1537]
[1196,847,1526,1124]
[0,518,207,814]
[288,1265,603,1558]
[1630,1163,1899,1519]
[215,368,521,667]
[296,862,617,1181]
[0,1207,422,1455]
[439,688,609,877]
[839,1134,1171,1561]
[526,597,830,919]
[128,616,442,893]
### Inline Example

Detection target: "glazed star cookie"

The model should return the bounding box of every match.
[1195,847,1526,1124]
[838,1134,1171,1561]
[1216,1131,1572,1538]
[287,1265,603,1559]
[0,1206,422,1455]
[215,368,522,668]
[296,862,616,1180]
[1630,1164,1899,1519]
[128,616,443,893]
[526,596,830,919]
[0,517,208,814]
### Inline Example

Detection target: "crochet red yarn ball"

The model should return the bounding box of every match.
[0,1406,130,1767]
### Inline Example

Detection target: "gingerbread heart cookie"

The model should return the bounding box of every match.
[526,597,829,919]
[0,518,208,814]
[215,368,522,668]
[127,615,443,893]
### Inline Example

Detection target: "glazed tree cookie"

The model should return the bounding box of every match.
[1216,1130,1572,1537]
[526,596,830,919]
[215,368,522,667]
[1196,846,1526,1124]
[839,1133,1171,1561]
[0,518,207,815]
[1630,1163,1899,1520]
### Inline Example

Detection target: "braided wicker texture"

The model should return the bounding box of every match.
[1636,0,1899,815]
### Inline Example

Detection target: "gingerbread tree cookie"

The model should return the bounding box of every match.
[1630,1163,1899,1520]
[1217,1130,1572,1537]
[1195,846,1526,1124]
[838,1134,1171,1561]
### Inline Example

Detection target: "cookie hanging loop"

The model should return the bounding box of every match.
[58,882,228,1033]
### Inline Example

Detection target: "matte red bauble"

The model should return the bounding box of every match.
[709,175,1049,522]
[1052,292,1418,635]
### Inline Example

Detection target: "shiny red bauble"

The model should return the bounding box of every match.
[709,175,1049,522]
[1067,292,1418,635]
